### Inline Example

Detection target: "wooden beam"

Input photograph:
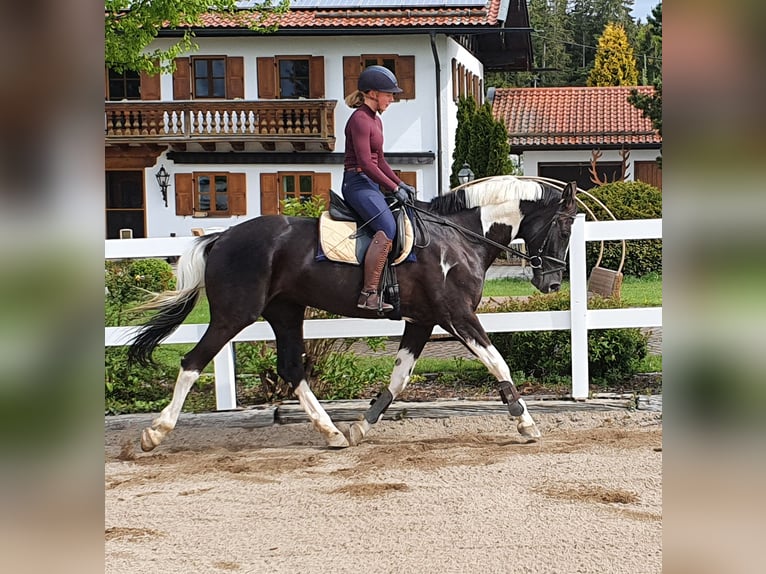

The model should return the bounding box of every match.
[200,142,216,152]
[105,144,167,169]
[262,141,276,151]
[230,141,245,151]
[291,141,306,152]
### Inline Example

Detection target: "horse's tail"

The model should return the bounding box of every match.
[127,234,221,366]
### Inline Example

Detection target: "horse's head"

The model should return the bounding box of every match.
[525,181,578,294]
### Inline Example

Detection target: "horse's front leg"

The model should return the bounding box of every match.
[348,322,433,446]
[265,304,349,449]
[450,315,541,440]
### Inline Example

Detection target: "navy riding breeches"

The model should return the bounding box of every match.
[341,171,396,240]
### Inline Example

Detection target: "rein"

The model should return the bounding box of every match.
[406,202,569,273]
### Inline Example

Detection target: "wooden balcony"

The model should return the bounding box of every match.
[105,99,337,152]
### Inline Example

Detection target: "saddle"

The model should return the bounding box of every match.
[317,192,415,266]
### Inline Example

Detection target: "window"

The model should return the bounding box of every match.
[107,68,140,100]
[256,56,325,99]
[196,173,229,214]
[539,162,622,191]
[105,171,145,238]
[342,55,415,100]
[280,173,315,203]
[192,58,226,98]
[173,172,246,216]
[278,58,310,98]
[259,172,331,215]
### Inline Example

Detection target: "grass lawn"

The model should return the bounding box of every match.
[182,273,661,325]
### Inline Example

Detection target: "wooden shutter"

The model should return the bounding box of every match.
[256,57,277,99]
[228,173,247,215]
[313,172,332,209]
[173,57,191,100]
[398,171,417,189]
[451,59,458,101]
[226,56,245,99]
[635,161,662,190]
[343,56,361,98]
[397,55,415,100]
[140,71,161,100]
[175,173,194,215]
[309,56,325,99]
[260,173,279,215]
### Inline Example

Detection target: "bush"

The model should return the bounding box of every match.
[105,258,175,326]
[582,181,662,277]
[105,258,177,413]
[488,293,649,387]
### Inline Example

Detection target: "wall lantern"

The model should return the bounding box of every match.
[457,162,475,185]
[155,165,171,207]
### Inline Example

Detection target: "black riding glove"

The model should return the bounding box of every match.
[395,182,416,204]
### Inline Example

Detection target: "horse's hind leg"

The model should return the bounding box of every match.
[263,302,349,448]
[140,321,243,451]
[448,314,541,440]
[348,322,434,446]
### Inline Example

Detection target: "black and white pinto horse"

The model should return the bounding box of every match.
[129,176,577,451]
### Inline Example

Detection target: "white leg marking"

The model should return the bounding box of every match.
[389,347,416,397]
[349,347,417,446]
[295,380,349,448]
[463,340,541,439]
[141,368,198,451]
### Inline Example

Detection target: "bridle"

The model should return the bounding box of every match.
[407,202,573,274]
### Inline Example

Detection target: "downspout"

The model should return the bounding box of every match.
[429,32,444,196]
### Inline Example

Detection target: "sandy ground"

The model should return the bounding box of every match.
[105,410,662,574]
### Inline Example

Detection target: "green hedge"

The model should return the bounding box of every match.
[487,293,649,387]
[583,181,662,277]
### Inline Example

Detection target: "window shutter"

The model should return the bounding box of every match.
[175,173,194,215]
[173,58,191,100]
[140,70,161,100]
[309,56,325,99]
[313,172,332,208]
[398,55,415,100]
[256,57,277,99]
[226,56,245,99]
[398,171,417,189]
[342,56,361,99]
[228,173,247,214]
[260,173,279,215]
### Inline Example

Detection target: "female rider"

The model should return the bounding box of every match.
[342,65,416,312]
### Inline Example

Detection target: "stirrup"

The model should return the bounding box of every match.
[357,290,393,312]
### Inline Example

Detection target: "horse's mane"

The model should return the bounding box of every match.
[428,176,549,215]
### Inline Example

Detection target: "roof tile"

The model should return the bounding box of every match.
[491,86,661,149]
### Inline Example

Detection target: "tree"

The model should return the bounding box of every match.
[105,0,289,74]
[587,23,639,86]
[451,98,513,187]
[635,2,662,85]
[629,3,661,164]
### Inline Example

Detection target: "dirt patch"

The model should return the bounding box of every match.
[106,410,662,574]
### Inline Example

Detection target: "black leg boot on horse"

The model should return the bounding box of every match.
[357,230,394,312]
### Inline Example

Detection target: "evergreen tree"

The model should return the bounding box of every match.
[635,2,662,84]
[587,23,639,86]
[450,98,512,188]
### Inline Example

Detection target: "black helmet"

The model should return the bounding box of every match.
[358,65,403,93]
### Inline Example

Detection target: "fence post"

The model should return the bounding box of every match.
[213,342,237,410]
[570,214,589,399]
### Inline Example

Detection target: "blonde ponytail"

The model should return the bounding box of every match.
[345,89,365,108]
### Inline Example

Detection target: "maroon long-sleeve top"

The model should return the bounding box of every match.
[343,104,400,192]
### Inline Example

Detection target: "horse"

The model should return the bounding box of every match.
[128,176,578,451]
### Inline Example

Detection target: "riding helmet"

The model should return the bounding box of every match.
[358,65,403,93]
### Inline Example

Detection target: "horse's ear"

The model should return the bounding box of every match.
[561,181,577,206]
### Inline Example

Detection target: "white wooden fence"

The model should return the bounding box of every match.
[105,214,662,408]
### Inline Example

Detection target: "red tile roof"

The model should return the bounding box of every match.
[195,1,503,29]
[491,86,661,150]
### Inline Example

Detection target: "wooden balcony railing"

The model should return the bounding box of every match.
[105,100,337,150]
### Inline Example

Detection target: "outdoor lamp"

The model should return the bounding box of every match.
[155,165,171,207]
[458,162,475,185]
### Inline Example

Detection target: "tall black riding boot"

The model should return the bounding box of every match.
[357,230,394,312]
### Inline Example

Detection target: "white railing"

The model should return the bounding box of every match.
[105,214,662,408]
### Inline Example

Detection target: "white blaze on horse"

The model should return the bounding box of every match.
[128,176,577,450]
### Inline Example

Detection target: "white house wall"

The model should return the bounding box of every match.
[137,34,482,237]
[522,149,662,179]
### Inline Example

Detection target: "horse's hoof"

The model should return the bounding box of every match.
[347,422,367,447]
[140,427,162,452]
[326,432,350,449]
[518,422,542,440]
